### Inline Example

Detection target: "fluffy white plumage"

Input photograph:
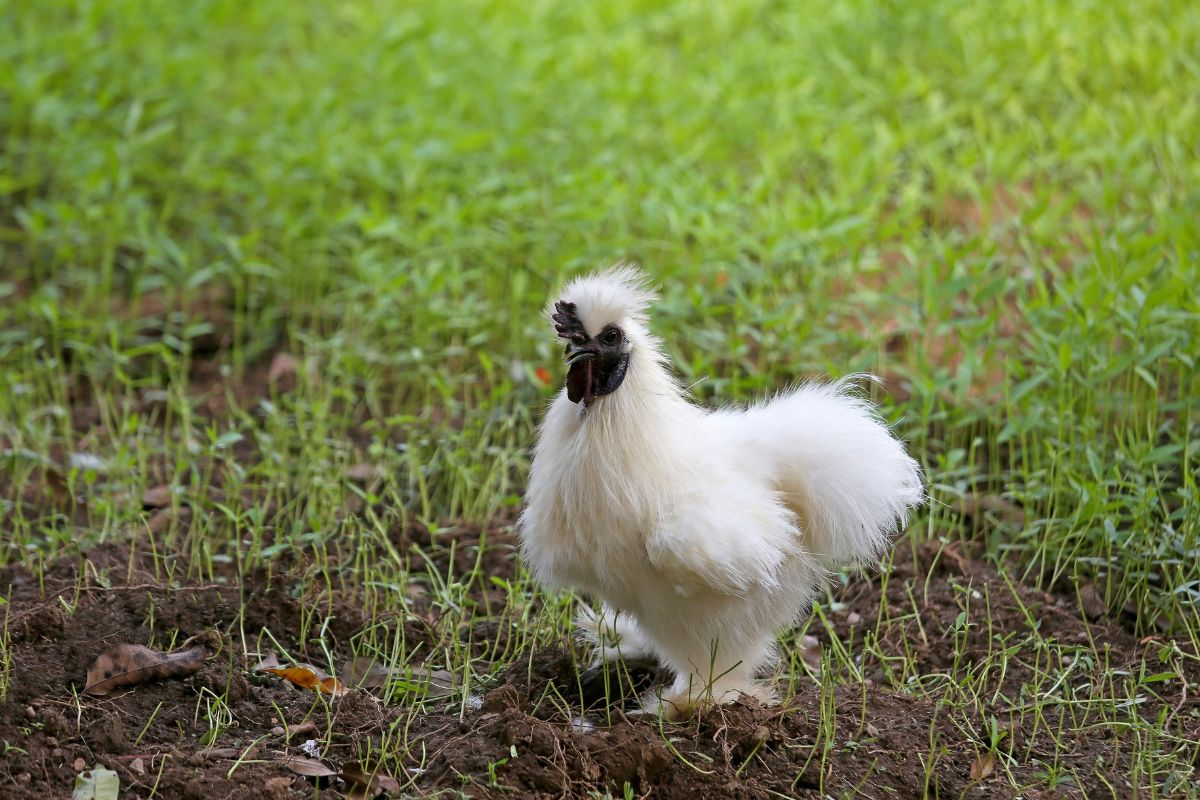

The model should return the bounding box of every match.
[519,265,923,714]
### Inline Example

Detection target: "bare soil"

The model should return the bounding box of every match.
[1,348,1194,799]
[2,519,1194,799]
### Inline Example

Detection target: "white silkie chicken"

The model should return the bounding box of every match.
[519,266,923,715]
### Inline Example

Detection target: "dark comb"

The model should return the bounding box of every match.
[551,301,589,344]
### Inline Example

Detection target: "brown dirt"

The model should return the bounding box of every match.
[1,344,1193,799]
[2,523,1194,799]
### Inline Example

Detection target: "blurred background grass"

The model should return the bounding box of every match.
[1,0,1197,634]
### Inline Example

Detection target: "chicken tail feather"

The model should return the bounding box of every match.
[721,376,924,568]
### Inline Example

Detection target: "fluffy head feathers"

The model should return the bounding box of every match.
[547,264,656,338]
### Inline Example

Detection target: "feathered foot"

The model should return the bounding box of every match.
[640,673,780,719]
[575,603,656,665]
[575,604,664,708]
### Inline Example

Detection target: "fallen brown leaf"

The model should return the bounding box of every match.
[340,762,401,799]
[200,747,241,760]
[405,666,458,699]
[970,751,995,781]
[84,644,206,696]
[294,721,322,739]
[254,651,283,671]
[797,635,822,670]
[282,755,336,777]
[340,656,390,690]
[262,665,349,696]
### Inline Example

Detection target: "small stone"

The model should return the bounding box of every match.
[73,757,86,772]
[24,706,36,720]
[45,736,58,747]
[866,722,880,738]
[1079,582,1107,620]
[270,726,285,736]
[148,506,192,534]
[16,773,31,783]
[847,612,862,625]
[268,352,299,391]
[142,484,174,508]
[131,758,145,775]
[51,748,63,759]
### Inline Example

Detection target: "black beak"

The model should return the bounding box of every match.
[564,345,597,366]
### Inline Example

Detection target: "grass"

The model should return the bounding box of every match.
[1,0,1198,796]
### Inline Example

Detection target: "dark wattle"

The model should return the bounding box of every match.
[566,360,592,404]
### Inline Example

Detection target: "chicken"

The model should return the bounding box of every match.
[519,265,923,714]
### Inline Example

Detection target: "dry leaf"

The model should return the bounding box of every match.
[73,767,120,800]
[282,755,336,777]
[85,644,206,696]
[341,656,392,690]
[409,667,457,699]
[284,721,318,740]
[262,665,349,696]
[254,651,283,671]
[340,762,401,799]
[970,752,995,781]
[200,747,258,760]
[797,635,822,670]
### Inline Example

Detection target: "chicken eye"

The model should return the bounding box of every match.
[599,327,622,347]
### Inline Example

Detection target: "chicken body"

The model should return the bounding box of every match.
[520,267,923,713]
